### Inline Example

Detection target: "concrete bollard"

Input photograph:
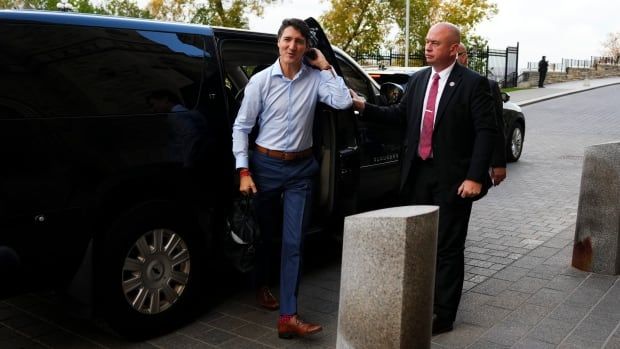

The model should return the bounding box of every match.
[337,206,438,349]
[573,142,620,275]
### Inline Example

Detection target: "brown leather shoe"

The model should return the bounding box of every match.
[278,315,322,339]
[256,286,279,311]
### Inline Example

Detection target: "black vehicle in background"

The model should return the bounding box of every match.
[366,67,526,162]
[0,11,404,337]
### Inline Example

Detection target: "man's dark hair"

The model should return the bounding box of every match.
[277,18,310,44]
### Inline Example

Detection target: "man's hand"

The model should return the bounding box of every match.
[239,175,257,195]
[457,179,482,198]
[306,48,331,70]
[349,89,366,111]
[491,167,507,186]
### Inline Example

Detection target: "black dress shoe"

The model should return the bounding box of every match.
[432,314,453,336]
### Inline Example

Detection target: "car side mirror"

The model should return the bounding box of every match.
[379,82,404,106]
[501,92,510,103]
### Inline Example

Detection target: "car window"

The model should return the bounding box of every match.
[0,24,207,117]
[337,57,373,100]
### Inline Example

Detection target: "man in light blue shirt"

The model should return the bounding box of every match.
[232,18,351,339]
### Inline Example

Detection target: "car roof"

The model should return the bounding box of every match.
[365,66,426,76]
[0,10,217,36]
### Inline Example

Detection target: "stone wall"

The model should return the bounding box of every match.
[519,64,620,88]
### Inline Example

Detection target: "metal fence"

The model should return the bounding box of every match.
[352,49,426,69]
[526,56,620,72]
[352,43,520,88]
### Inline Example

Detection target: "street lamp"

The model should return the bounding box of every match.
[56,0,74,12]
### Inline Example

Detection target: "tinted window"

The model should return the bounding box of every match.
[338,58,373,99]
[0,24,205,117]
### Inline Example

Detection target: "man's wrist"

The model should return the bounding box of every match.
[238,168,251,177]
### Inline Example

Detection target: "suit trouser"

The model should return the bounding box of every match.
[402,158,473,322]
[538,71,547,87]
[251,152,317,315]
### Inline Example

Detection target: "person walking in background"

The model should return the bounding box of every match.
[232,18,351,339]
[538,55,549,88]
[350,22,496,335]
[457,44,507,186]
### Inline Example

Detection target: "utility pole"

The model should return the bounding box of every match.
[405,0,409,67]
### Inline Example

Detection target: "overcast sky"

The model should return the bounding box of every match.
[248,0,620,70]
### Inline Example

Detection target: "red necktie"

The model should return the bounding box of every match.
[419,73,440,160]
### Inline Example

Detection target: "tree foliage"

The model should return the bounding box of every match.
[319,0,391,53]
[602,32,620,59]
[148,0,275,28]
[1,0,274,29]
[387,0,497,51]
[1,0,149,17]
[321,0,497,54]
[100,0,151,18]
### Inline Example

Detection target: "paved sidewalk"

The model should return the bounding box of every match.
[507,76,620,106]
[430,78,620,349]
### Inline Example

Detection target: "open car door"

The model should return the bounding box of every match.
[304,17,360,221]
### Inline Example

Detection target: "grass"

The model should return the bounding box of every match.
[501,87,528,93]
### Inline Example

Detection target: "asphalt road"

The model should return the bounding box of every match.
[2,85,620,348]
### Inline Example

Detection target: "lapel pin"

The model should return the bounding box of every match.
[449,81,455,87]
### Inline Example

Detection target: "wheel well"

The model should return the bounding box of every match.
[92,199,211,337]
[513,116,525,133]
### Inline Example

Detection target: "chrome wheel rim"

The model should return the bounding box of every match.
[511,127,523,159]
[122,229,190,314]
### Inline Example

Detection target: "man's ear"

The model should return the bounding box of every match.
[450,43,459,56]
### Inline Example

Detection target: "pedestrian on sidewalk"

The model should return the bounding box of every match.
[538,55,549,88]
[232,18,352,339]
[350,22,497,336]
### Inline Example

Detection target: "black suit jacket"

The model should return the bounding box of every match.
[363,63,497,199]
[489,79,507,168]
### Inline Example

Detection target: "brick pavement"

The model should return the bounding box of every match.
[2,80,620,349]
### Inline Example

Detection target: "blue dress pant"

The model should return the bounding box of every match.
[250,151,318,315]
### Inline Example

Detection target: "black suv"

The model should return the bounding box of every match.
[0,11,403,336]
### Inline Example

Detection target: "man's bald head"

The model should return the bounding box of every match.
[425,22,461,71]
[430,22,461,44]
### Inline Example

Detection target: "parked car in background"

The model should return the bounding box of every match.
[366,66,424,85]
[365,67,526,162]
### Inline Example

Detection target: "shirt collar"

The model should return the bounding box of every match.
[272,58,308,80]
[432,61,456,81]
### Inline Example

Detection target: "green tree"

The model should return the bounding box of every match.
[98,0,151,18]
[462,34,488,75]
[387,0,497,53]
[319,0,391,53]
[148,0,275,28]
[0,0,16,8]
[322,0,497,57]
[1,0,148,16]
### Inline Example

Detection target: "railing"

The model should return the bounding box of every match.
[527,56,620,72]
[352,49,425,69]
[352,43,519,88]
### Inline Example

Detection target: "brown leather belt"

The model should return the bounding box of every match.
[255,144,313,161]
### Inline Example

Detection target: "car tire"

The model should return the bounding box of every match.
[97,200,208,339]
[506,123,524,162]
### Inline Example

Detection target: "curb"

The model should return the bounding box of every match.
[516,81,620,107]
